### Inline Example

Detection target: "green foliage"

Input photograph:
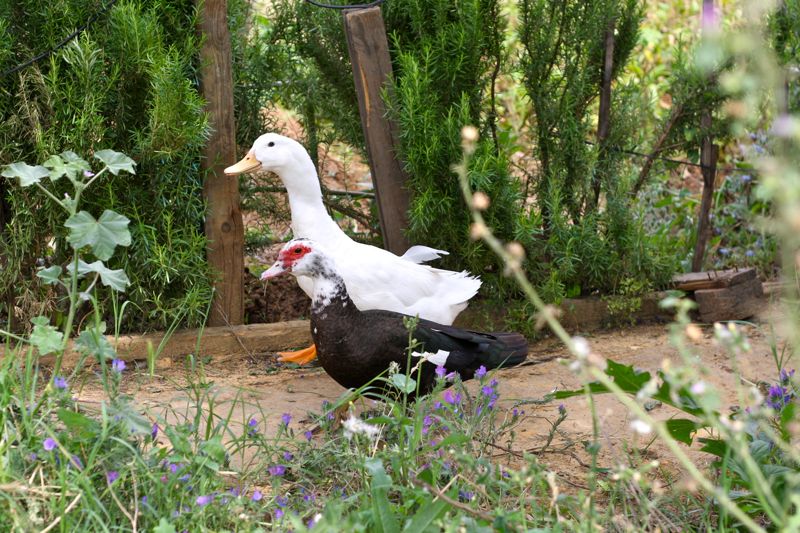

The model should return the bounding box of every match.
[0,0,216,331]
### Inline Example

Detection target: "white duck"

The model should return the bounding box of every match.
[225,133,481,364]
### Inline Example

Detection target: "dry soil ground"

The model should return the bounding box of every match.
[73,301,789,489]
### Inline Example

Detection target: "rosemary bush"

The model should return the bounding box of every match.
[0,0,269,331]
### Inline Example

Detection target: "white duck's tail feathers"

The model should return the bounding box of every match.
[400,245,450,264]
[419,269,481,324]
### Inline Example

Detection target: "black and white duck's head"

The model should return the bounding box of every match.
[224,133,305,176]
[261,239,336,281]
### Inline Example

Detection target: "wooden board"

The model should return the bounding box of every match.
[26,321,312,370]
[198,0,245,326]
[695,276,764,323]
[672,268,756,292]
[343,7,411,255]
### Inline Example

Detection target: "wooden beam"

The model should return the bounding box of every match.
[343,6,411,255]
[197,0,244,326]
[672,267,756,291]
[25,321,313,369]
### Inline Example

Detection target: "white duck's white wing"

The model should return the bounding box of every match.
[400,245,449,264]
[332,242,481,325]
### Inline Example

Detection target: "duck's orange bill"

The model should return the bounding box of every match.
[224,150,261,175]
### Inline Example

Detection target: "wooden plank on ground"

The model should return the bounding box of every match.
[343,6,411,255]
[25,321,312,369]
[672,268,757,291]
[695,276,764,323]
[198,0,245,327]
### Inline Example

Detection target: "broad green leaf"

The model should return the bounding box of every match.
[200,436,226,464]
[698,437,728,458]
[75,323,116,362]
[94,149,136,175]
[65,210,131,261]
[108,397,154,435]
[1,162,49,187]
[664,418,702,445]
[164,425,193,456]
[58,408,100,440]
[43,153,89,182]
[68,259,130,291]
[30,316,63,355]
[365,458,400,533]
[402,497,448,533]
[152,517,177,533]
[391,373,417,394]
[36,265,63,285]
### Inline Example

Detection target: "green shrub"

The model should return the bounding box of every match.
[0,0,244,331]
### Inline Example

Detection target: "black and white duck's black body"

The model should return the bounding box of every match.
[262,239,528,395]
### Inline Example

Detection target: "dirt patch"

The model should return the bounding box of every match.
[73,307,789,484]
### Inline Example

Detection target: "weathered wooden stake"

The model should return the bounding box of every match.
[691,111,719,272]
[198,0,244,326]
[591,19,616,207]
[691,0,719,273]
[343,6,410,255]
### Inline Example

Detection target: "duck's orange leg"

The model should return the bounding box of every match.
[277,343,317,365]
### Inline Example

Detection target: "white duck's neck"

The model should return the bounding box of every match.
[278,152,346,244]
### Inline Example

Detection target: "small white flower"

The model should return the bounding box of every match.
[388,361,400,375]
[342,414,380,440]
[690,381,707,395]
[630,419,652,435]
[572,337,590,358]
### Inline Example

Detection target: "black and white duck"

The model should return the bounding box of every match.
[261,238,528,395]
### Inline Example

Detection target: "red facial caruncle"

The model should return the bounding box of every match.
[278,242,312,269]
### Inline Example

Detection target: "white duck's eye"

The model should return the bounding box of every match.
[267,141,275,147]
[293,247,303,254]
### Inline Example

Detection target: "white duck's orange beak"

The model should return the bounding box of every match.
[261,261,289,280]
[224,150,261,176]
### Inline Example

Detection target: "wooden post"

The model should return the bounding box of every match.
[691,111,718,272]
[691,0,718,273]
[591,19,616,208]
[343,7,410,256]
[198,0,244,326]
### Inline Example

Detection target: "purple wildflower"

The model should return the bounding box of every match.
[107,471,120,484]
[435,365,446,379]
[111,358,126,373]
[169,463,181,474]
[83,170,95,178]
[719,248,730,256]
[475,365,487,379]
[196,494,213,506]
[283,451,294,461]
[780,369,796,384]
[745,249,755,258]
[43,438,56,451]
[274,509,285,519]
[268,464,287,476]
[458,490,475,502]
[558,404,566,415]
[251,490,263,502]
[443,389,457,405]
[304,430,313,441]
[70,455,83,470]
[151,423,159,440]
[481,385,494,397]
[281,413,292,426]
[308,515,319,528]
[276,495,288,507]
[766,384,793,410]
[141,496,148,504]
[54,376,68,390]
[28,453,38,461]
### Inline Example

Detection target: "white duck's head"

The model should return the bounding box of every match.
[224,133,307,176]
[261,239,335,281]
